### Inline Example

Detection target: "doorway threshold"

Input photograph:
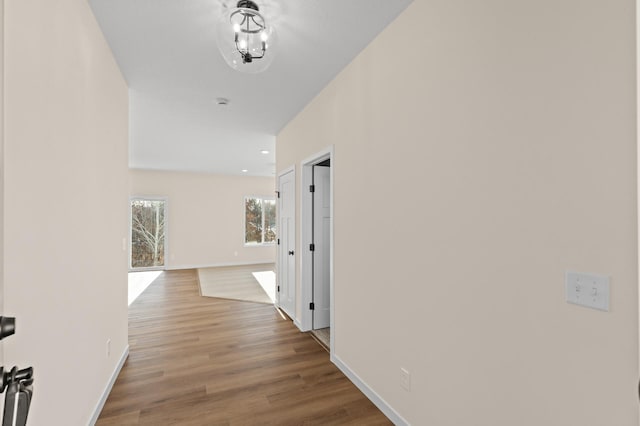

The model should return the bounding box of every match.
[310,328,330,352]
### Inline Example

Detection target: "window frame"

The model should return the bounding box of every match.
[243,195,276,247]
[129,196,169,271]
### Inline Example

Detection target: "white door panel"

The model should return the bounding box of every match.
[278,170,295,318]
[313,166,330,329]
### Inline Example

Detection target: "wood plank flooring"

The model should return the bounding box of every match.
[97,269,391,425]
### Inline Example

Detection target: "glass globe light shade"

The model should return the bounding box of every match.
[216,4,277,74]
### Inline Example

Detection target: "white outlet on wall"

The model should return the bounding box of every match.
[106,339,111,358]
[400,367,411,391]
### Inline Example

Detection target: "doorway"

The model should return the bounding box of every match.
[300,147,333,351]
[312,161,330,330]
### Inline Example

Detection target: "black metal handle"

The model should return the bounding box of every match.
[0,318,15,341]
[0,367,33,394]
[288,250,294,255]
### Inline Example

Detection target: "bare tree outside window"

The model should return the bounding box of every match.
[245,197,276,245]
[263,199,276,243]
[131,199,166,268]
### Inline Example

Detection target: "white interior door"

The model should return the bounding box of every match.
[312,165,330,329]
[278,170,295,318]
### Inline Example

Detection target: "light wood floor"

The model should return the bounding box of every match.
[97,269,391,425]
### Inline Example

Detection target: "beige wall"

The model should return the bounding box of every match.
[277,1,638,425]
[3,0,129,424]
[130,170,276,269]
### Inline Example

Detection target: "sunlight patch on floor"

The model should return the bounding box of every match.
[128,271,162,306]
[252,270,276,303]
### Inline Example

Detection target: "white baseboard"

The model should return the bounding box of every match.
[331,353,409,426]
[88,345,129,425]
[166,260,275,271]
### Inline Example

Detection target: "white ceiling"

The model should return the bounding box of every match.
[89,0,413,176]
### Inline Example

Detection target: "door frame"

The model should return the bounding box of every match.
[276,165,296,318]
[300,147,334,349]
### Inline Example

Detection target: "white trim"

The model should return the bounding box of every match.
[89,345,129,426]
[299,147,334,349]
[331,353,409,426]
[300,163,314,332]
[293,318,304,331]
[277,165,296,177]
[128,266,165,272]
[165,260,276,271]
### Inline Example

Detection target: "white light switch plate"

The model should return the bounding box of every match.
[565,271,610,312]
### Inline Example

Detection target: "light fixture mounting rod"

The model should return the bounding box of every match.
[237,0,259,11]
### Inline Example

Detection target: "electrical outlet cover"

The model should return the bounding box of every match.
[565,271,610,312]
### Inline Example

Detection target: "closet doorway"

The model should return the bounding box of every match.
[300,148,333,351]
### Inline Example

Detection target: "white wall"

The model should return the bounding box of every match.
[130,169,276,269]
[3,0,129,424]
[277,1,638,425]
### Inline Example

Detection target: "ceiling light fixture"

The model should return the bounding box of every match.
[260,150,269,154]
[216,0,277,73]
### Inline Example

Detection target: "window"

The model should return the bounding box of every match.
[245,196,276,245]
[130,198,167,269]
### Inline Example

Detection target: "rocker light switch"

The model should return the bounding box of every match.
[565,271,610,312]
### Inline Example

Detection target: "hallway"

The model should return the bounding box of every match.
[97,269,389,425]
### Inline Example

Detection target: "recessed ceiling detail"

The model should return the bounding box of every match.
[89,0,413,176]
